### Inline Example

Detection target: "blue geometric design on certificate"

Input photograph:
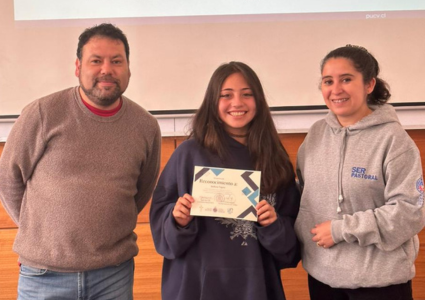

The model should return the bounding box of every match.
[240,171,260,207]
[247,189,259,206]
[194,167,211,181]
[211,168,225,176]
[242,187,251,196]
[194,167,225,181]
[241,171,259,190]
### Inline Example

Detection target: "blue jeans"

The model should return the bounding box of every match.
[17,258,134,300]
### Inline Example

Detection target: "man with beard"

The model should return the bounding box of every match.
[0,23,161,299]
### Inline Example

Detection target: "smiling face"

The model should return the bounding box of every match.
[75,36,131,109]
[218,72,257,139]
[321,57,376,127]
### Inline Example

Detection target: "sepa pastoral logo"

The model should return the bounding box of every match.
[417,176,424,207]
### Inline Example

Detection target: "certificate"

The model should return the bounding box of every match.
[190,166,261,221]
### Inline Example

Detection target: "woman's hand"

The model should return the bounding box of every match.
[256,199,277,227]
[172,193,195,227]
[311,221,335,248]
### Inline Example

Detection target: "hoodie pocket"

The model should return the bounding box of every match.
[200,267,268,300]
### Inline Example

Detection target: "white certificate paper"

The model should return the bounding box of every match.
[190,166,261,221]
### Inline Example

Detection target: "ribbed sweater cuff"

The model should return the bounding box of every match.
[331,219,344,244]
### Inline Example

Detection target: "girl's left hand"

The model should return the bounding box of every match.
[256,199,277,227]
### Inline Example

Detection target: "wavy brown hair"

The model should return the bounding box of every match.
[191,61,295,194]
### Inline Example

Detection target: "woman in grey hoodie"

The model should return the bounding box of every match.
[295,45,425,300]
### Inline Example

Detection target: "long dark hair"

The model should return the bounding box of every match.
[320,45,391,105]
[191,61,295,194]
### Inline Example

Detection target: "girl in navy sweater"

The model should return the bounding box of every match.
[150,61,300,300]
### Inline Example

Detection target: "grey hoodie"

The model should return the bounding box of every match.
[295,104,425,288]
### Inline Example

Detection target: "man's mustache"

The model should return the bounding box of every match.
[94,76,119,85]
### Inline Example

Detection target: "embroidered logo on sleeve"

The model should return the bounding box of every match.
[351,167,378,181]
[417,176,424,207]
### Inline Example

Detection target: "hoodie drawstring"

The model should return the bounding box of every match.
[337,129,347,213]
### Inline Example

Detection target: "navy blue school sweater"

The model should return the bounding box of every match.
[150,135,300,300]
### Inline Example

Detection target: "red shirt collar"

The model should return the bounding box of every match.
[80,93,123,117]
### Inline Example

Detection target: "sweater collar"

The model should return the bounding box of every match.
[224,131,248,149]
[73,87,127,122]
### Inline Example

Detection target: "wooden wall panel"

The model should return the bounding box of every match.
[279,133,307,168]
[137,137,176,224]
[0,229,19,300]
[281,264,310,300]
[134,223,163,300]
[175,136,187,148]
[0,205,15,229]
[408,130,425,176]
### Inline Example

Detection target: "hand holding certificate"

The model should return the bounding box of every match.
[190,166,261,221]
